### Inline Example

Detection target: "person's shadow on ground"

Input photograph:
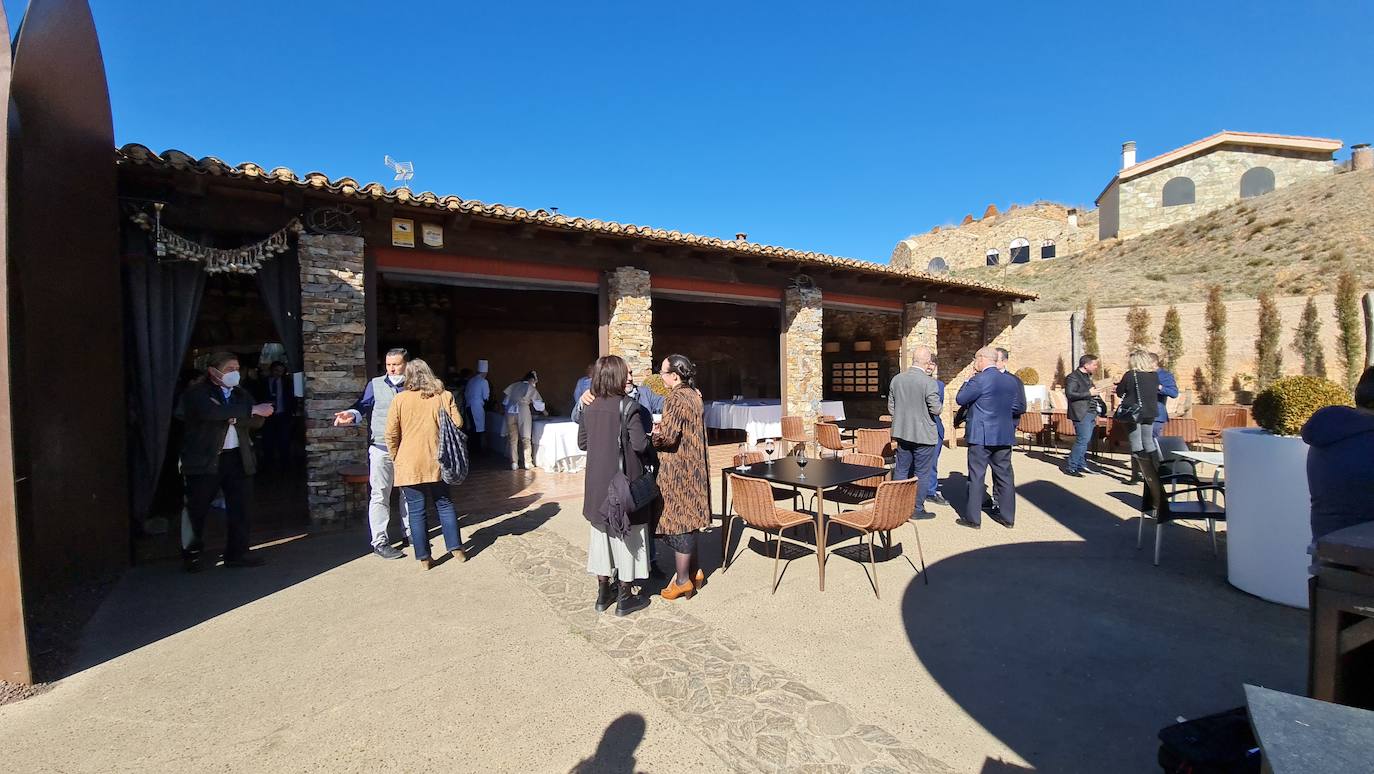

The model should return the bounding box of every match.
[569,713,645,774]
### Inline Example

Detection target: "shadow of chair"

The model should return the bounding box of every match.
[723,474,817,594]
[824,478,927,597]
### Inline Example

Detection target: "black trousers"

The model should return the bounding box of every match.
[964,444,1015,526]
[184,451,253,560]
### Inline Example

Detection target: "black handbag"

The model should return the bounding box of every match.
[618,398,660,511]
[1113,370,1143,423]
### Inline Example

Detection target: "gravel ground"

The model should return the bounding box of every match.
[0,681,49,706]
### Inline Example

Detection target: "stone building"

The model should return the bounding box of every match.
[890,203,1098,272]
[1096,131,1342,240]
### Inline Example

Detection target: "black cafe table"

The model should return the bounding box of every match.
[720,456,889,591]
[833,418,891,432]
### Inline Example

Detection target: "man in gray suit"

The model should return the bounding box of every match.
[889,345,943,518]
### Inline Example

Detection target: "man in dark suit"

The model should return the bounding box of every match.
[260,361,296,472]
[889,345,943,518]
[955,346,1026,528]
[177,352,275,572]
[1064,354,1102,476]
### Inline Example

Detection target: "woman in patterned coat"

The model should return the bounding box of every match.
[651,354,710,600]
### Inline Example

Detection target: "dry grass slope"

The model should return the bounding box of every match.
[953,168,1374,312]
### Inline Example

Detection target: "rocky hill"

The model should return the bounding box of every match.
[952,168,1374,312]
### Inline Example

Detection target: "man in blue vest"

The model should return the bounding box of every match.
[334,348,411,559]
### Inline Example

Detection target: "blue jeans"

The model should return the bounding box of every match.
[401,482,461,560]
[1066,412,1097,472]
[894,439,936,507]
[925,424,945,497]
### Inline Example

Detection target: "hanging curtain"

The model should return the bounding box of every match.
[254,246,303,372]
[122,228,206,525]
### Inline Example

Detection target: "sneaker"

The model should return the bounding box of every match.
[510,462,519,471]
[374,544,404,560]
[1063,468,1084,478]
[926,493,950,506]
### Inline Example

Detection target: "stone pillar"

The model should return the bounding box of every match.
[901,302,938,370]
[986,303,1015,354]
[783,284,824,429]
[299,234,368,528]
[607,267,653,378]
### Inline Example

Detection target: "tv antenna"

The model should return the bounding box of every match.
[383,155,415,188]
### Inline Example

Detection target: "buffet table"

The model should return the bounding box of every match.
[484,413,585,473]
[704,399,846,446]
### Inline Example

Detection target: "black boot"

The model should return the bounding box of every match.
[615,581,647,617]
[594,578,616,612]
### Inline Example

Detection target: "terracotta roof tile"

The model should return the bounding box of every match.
[116,144,1036,301]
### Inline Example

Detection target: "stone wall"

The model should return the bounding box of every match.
[607,267,653,378]
[783,285,824,428]
[1113,146,1335,239]
[900,302,937,368]
[1009,293,1352,402]
[299,234,367,528]
[891,203,1098,272]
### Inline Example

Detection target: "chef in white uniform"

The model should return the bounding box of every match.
[464,360,491,453]
[502,370,545,471]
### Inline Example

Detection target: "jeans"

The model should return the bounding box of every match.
[1152,420,1165,441]
[1066,412,1097,472]
[401,481,461,560]
[1128,422,1158,455]
[925,424,945,497]
[894,439,937,507]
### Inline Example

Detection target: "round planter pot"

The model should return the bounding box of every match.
[1223,428,1312,608]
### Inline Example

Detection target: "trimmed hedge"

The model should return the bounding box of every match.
[1014,367,1040,385]
[1251,375,1352,436]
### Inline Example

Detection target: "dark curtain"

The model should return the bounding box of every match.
[255,246,303,372]
[122,230,206,524]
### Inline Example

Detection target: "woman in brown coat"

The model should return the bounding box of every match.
[652,354,710,600]
[385,358,466,569]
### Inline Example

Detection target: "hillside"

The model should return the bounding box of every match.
[952,168,1374,311]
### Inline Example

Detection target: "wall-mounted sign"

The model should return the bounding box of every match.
[421,222,443,248]
[391,218,415,248]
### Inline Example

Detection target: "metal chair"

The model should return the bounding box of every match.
[815,422,855,458]
[724,474,817,594]
[1136,453,1226,566]
[824,478,928,597]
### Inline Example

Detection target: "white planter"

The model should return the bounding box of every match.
[1223,428,1312,608]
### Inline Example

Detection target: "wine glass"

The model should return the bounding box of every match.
[737,442,751,471]
[794,446,809,479]
[764,438,776,464]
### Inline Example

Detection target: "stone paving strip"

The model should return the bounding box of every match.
[486,508,956,774]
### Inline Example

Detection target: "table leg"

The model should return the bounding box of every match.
[721,469,730,563]
[815,486,827,592]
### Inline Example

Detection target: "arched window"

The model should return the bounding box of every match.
[985,248,1000,266]
[1240,167,1275,198]
[1041,239,1056,260]
[1162,176,1195,206]
[1009,237,1031,264]
[926,257,949,274]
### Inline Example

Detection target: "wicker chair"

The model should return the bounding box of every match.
[817,453,890,517]
[1016,412,1047,451]
[780,415,808,456]
[854,427,892,458]
[824,478,927,597]
[731,451,800,511]
[815,422,854,458]
[724,474,817,594]
[1199,408,1247,449]
[1051,413,1075,450]
[878,414,893,423]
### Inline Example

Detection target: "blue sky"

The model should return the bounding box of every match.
[7,1,1372,262]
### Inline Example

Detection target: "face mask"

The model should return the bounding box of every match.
[218,370,242,388]
[391,374,406,385]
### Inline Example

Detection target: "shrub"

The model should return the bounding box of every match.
[642,373,669,397]
[1291,295,1325,377]
[1053,355,1067,387]
[1255,290,1283,390]
[1126,305,1152,351]
[1014,367,1040,385]
[1081,300,1101,366]
[1204,286,1227,403]
[1252,376,1353,436]
[1335,270,1363,393]
[1159,305,1184,371]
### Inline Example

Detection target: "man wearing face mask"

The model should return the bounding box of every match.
[335,348,411,559]
[176,352,275,572]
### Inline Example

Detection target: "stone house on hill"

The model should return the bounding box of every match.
[889,202,1097,272]
[1096,131,1342,240]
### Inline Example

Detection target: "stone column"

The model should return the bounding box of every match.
[607,267,653,378]
[986,303,1015,354]
[299,234,368,529]
[783,284,824,429]
[901,302,938,370]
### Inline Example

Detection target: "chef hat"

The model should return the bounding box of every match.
[477,359,489,373]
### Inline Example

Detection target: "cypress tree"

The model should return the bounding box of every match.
[1291,295,1324,377]
[1081,300,1101,362]
[1126,305,1152,352]
[1255,290,1282,391]
[1159,305,1184,371]
[1205,286,1227,403]
[1335,271,1363,393]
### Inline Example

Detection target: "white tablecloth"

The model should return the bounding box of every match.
[485,413,585,473]
[704,400,846,446]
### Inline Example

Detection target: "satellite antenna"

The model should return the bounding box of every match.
[383,155,415,188]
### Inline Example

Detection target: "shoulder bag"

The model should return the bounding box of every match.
[619,397,661,511]
[1112,371,1143,424]
[437,392,471,485]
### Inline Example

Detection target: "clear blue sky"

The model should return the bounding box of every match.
[7,1,1372,262]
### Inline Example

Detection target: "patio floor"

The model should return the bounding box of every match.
[0,444,1305,773]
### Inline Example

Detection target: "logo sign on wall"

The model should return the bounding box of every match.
[391,218,415,248]
[421,222,443,248]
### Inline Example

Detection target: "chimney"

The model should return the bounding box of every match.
[1067,208,1079,228]
[1352,144,1373,171]
[1121,141,1137,170]
[734,232,748,241]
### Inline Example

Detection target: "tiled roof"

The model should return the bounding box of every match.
[116,144,1036,301]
